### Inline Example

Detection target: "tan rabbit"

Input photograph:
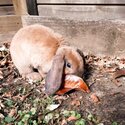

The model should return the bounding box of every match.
[10,24,85,95]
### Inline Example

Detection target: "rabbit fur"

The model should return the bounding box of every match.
[10,24,85,95]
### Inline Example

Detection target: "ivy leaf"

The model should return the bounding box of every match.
[22,114,30,122]
[33,120,38,125]
[4,99,13,107]
[5,116,14,123]
[30,108,37,115]
[75,119,86,125]
[44,113,53,123]
[112,122,118,125]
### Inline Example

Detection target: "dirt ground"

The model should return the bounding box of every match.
[0,43,125,125]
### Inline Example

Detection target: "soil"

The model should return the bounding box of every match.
[0,43,125,125]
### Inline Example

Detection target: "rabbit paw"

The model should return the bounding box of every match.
[26,72,42,82]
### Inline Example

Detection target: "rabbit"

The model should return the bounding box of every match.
[10,24,85,95]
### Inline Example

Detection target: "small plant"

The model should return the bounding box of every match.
[62,110,86,125]
[112,122,118,125]
[16,108,37,125]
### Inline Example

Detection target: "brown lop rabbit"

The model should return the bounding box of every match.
[10,24,85,95]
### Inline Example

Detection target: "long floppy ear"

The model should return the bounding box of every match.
[45,54,65,95]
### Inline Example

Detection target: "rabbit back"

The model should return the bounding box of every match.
[10,24,63,76]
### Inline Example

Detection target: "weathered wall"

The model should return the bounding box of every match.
[0,16,22,43]
[1,0,125,57]
[0,0,14,15]
[22,16,125,57]
[37,0,125,21]
[37,0,125,4]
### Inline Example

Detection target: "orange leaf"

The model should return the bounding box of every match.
[90,93,99,103]
[56,75,90,95]
[56,88,72,95]
[67,116,78,121]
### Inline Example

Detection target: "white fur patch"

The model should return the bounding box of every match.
[65,75,82,82]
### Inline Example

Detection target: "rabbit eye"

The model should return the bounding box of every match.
[66,62,71,68]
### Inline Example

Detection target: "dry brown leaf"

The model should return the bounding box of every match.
[13,93,31,102]
[0,70,3,79]
[0,58,7,66]
[2,92,12,98]
[90,93,100,103]
[9,108,17,117]
[20,93,32,101]
[71,100,80,106]
[56,75,90,95]
[61,119,67,125]
[67,116,78,121]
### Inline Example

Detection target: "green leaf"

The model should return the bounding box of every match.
[46,104,60,111]
[70,111,81,119]
[62,110,81,119]
[87,113,93,121]
[5,116,14,123]
[4,99,13,107]
[87,113,97,123]
[18,110,23,116]
[17,121,24,125]
[54,113,60,119]
[22,114,30,122]
[75,113,81,119]
[75,119,86,125]
[30,108,37,115]
[33,120,38,125]
[44,113,53,123]
[112,122,118,125]
[62,110,70,117]
[70,111,76,116]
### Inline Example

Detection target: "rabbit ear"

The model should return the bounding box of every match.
[45,54,65,95]
[76,49,85,60]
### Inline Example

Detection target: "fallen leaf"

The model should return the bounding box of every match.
[54,95,69,100]
[56,88,72,95]
[75,118,86,125]
[56,75,90,95]
[13,93,31,102]
[20,93,31,101]
[61,119,67,125]
[0,113,4,119]
[9,108,17,117]
[0,58,7,66]
[44,113,54,123]
[0,45,8,51]
[71,100,80,106]
[98,123,104,125]
[4,116,14,123]
[90,93,99,103]
[46,104,60,111]
[30,108,37,115]
[2,92,12,98]
[0,70,3,79]
[67,116,78,121]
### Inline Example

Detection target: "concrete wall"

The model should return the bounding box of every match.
[22,16,125,57]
